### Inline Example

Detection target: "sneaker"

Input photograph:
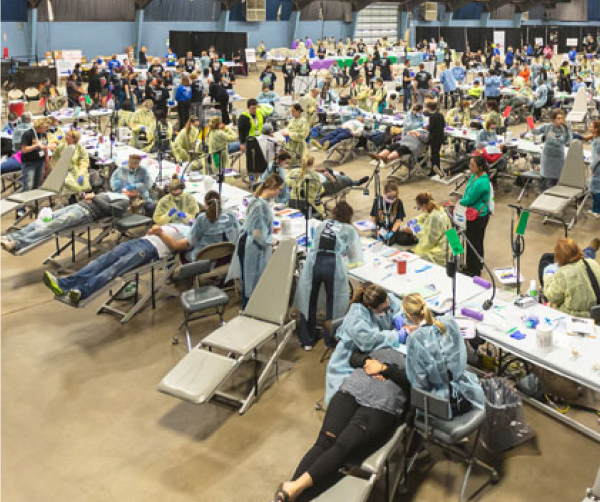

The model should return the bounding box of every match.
[303,345,313,352]
[355,176,369,186]
[322,141,330,150]
[588,210,600,220]
[433,165,446,178]
[68,289,82,305]
[43,270,64,297]
[310,139,322,150]
[0,237,16,252]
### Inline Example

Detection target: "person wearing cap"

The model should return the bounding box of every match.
[206,116,240,175]
[238,98,265,152]
[110,154,155,215]
[130,99,157,152]
[257,84,280,107]
[51,129,91,195]
[154,174,199,225]
[282,104,310,168]
[300,87,320,126]
[19,117,51,192]
[172,115,201,168]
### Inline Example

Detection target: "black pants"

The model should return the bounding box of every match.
[444,90,457,110]
[293,391,397,487]
[430,141,442,170]
[465,213,489,277]
[217,98,230,124]
[285,76,294,95]
[177,101,191,130]
[298,253,337,347]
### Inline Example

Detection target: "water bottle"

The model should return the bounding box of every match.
[529,279,538,299]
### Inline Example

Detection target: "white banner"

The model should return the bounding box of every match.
[493,31,505,54]
[55,60,77,77]
[566,38,578,47]
[535,38,543,46]
[245,48,256,64]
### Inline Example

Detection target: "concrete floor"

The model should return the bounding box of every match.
[2,66,600,502]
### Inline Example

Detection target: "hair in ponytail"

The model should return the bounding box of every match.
[350,283,388,310]
[402,293,446,333]
[415,192,439,212]
[255,173,284,197]
[204,190,221,223]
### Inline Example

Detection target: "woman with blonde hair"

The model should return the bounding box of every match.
[206,115,239,175]
[52,129,91,195]
[172,115,200,166]
[402,192,451,265]
[226,174,284,307]
[287,155,325,217]
[403,293,485,415]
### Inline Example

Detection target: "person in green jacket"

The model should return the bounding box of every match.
[282,103,309,168]
[52,129,91,195]
[172,115,201,170]
[130,99,156,152]
[459,154,491,277]
[153,174,200,225]
[544,238,600,317]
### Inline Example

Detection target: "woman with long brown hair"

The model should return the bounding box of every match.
[185,190,241,262]
[225,174,284,307]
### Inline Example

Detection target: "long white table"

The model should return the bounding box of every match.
[462,289,600,441]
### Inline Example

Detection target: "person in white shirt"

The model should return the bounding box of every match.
[312,116,365,150]
[256,123,278,165]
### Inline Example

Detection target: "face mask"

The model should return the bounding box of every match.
[383,195,395,204]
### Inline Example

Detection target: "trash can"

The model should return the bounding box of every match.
[481,377,535,451]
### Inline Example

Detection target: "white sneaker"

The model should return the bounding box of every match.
[0,237,16,252]
[588,210,600,219]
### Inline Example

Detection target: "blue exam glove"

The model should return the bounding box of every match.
[408,219,417,226]
[126,184,137,191]
[413,224,421,233]
[168,208,177,217]
[397,328,409,344]
[393,312,406,331]
[177,211,186,218]
[141,126,146,131]
[77,175,84,184]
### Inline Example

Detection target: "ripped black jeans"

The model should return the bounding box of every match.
[293,391,397,486]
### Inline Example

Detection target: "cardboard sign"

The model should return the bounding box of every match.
[245,48,256,63]
[445,228,465,256]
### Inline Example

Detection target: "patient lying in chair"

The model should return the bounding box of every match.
[43,223,190,305]
[1,192,130,252]
[311,116,365,150]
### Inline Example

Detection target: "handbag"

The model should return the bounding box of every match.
[583,259,600,323]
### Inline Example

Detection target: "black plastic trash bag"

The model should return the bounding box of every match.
[481,377,535,452]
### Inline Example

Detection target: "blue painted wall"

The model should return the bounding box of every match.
[1,19,352,60]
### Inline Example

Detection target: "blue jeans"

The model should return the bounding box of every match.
[20,158,45,191]
[1,157,21,174]
[403,87,412,111]
[228,142,241,154]
[8,205,93,250]
[321,129,352,147]
[593,192,600,214]
[58,239,159,299]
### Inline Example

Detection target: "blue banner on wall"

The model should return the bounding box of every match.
[2,0,28,22]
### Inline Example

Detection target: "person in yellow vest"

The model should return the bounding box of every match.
[207,116,239,175]
[351,75,371,111]
[282,103,309,168]
[238,98,264,152]
[300,87,320,126]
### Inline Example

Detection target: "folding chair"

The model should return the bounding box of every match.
[529,140,590,230]
[405,387,499,502]
[158,238,297,415]
[566,86,588,129]
[55,255,177,324]
[322,137,360,168]
[1,145,74,232]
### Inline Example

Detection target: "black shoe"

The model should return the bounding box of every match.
[355,176,369,186]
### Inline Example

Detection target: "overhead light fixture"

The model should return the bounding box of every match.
[47,0,54,22]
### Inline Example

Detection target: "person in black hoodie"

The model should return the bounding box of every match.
[379,52,393,82]
[282,58,295,95]
[208,76,230,125]
[426,101,445,176]
[349,55,361,82]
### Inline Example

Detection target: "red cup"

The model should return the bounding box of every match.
[396,259,407,275]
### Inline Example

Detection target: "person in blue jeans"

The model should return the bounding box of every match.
[43,224,190,305]
[1,192,129,252]
[312,117,364,150]
[19,118,50,192]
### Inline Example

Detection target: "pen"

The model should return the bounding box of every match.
[381,273,392,281]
